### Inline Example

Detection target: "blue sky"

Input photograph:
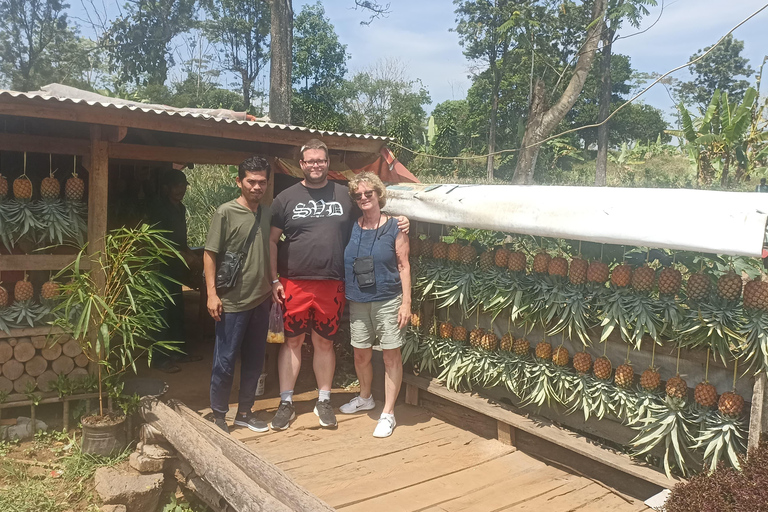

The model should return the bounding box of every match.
[305,0,768,117]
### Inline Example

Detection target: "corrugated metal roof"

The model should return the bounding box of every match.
[0,87,392,142]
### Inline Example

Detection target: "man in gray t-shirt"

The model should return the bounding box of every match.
[202,156,273,434]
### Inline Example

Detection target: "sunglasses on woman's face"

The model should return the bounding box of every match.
[352,190,375,201]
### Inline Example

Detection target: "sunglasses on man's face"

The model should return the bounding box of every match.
[352,190,375,201]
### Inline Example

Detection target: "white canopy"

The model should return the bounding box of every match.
[384,183,768,257]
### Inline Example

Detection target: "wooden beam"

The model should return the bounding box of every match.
[403,373,678,490]
[171,400,336,512]
[108,142,256,165]
[0,254,86,271]
[497,421,516,447]
[0,132,89,156]
[140,398,294,512]
[749,373,768,453]
[405,383,419,406]
[87,126,109,273]
[0,95,388,154]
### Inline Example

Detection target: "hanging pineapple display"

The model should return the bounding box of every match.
[0,171,12,252]
[63,155,87,246]
[31,156,74,246]
[5,273,45,328]
[5,153,41,246]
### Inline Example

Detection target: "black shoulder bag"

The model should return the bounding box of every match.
[215,206,261,291]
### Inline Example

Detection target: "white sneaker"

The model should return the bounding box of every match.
[373,415,396,438]
[339,395,376,414]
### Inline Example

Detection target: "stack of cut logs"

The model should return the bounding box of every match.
[0,334,90,394]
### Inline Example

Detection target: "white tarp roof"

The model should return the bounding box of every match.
[384,183,768,257]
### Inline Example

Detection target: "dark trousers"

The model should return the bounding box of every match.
[210,299,270,417]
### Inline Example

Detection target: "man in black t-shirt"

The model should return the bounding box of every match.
[268,139,407,431]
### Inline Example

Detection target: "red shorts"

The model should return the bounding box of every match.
[281,278,346,338]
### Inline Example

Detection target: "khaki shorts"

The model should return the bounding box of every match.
[349,295,404,350]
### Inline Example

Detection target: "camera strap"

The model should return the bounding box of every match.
[356,214,382,259]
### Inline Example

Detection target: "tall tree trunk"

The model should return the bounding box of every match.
[487,90,498,180]
[269,0,293,124]
[512,0,606,184]
[595,25,616,187]
[242,71,252,112]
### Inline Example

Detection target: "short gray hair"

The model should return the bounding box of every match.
[348,172,386,208]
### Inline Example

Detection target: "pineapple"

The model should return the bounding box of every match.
[743,278,768,311]
[610,264,632,288]
[532,252,551,274]
[480,331,498,351]
[478,251,495,272]
[432,241,448,260]
[665,375,688,400]
[614,364,634,388]
[507,251,527,273]
[452,325,469,343]
[460,245,477,265]
[13,175,33,201]
[512,337,530,356]
[494,247,510,268]
[686,272,711,301]
[420,238,434,259]
[499,333,514,351]
[587,261,609,284]
[593,356,612,380]
[534,341,552,360]
[640,368,661,392]
[439,321,454,339]
[40,280,59,300]
[0,173,7,198]
[658,267,682,296]
[552,346,569,367]
[41,170,61,200]
[548,257,568,278]
[569,258,588,285]
[410,311,421,329]
[718,391,745,417]
[0,283,8,308]
[631,265,656,292]
[694,381,718,408]
[469,327,484,348]
[14,278,33,302]
[65,170,85,201]
[573,352,592,374]
[410,236,422,257]
[717,271,742,301]
[447,242,462,262]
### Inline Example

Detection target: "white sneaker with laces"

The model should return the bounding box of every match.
[339,395,376,414]
[373,414,396,438]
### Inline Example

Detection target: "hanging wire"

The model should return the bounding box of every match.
[650,341,656,368]
[676,346,682,375]
[732,358,739,391]
[705,348,711,382]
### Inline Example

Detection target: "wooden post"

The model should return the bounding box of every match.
[63,400,70,432]
[497,421,516,447]
[748,373,768,453]
[405,383,419,406]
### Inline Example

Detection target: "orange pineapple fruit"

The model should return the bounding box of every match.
[658,267,682,296]
[439,321,454,339]
[718,391,745,417]
[65,170,85,201]
[611,264,632,288]
[480,331,498,351]
[666,375,688,400]
[587,261,609,284]
[534,341,552,360]
[452,325,469,343]
[614,364,635,388]
[686,272,711,301]
[40,279,59,300]
[548,257,568,278]
[743,278,768,312]
[494,247,510,268]
[478,251,495,272]
[694,381,718,408]
[499,333,514,351]
[469,327,484,348]
[14,277,34,302]
[0,283,8,308]
[13,175,33,200]
[420,238,434,259]
[41,170,61,200]
[569,258,588,285]
[717,271,742,301]
[573,352,592,374]
[631,265,656,292]
[460,245,477,265]
[432,241,448,260]
[532,252,551,274]
[410,311,421,328]
[507,251,527,272]
[640,368,661,392]
[409,236,422,257]
[447,242,462,262]
[0,173,8,198]
[512,337,530,356]
[552,346,569,367]
[593,357,612,380]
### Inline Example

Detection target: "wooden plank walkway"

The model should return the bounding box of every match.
[214,391,650,512]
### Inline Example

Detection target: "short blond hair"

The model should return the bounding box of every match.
[348,172,386,208]
[299,138,329,160]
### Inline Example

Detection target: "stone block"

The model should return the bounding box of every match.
[129,452,166,474]
[137,441,174,459]
[94,467,163,512]
[0,417,48,441]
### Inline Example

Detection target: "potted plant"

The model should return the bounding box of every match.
[52,225,182,455]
